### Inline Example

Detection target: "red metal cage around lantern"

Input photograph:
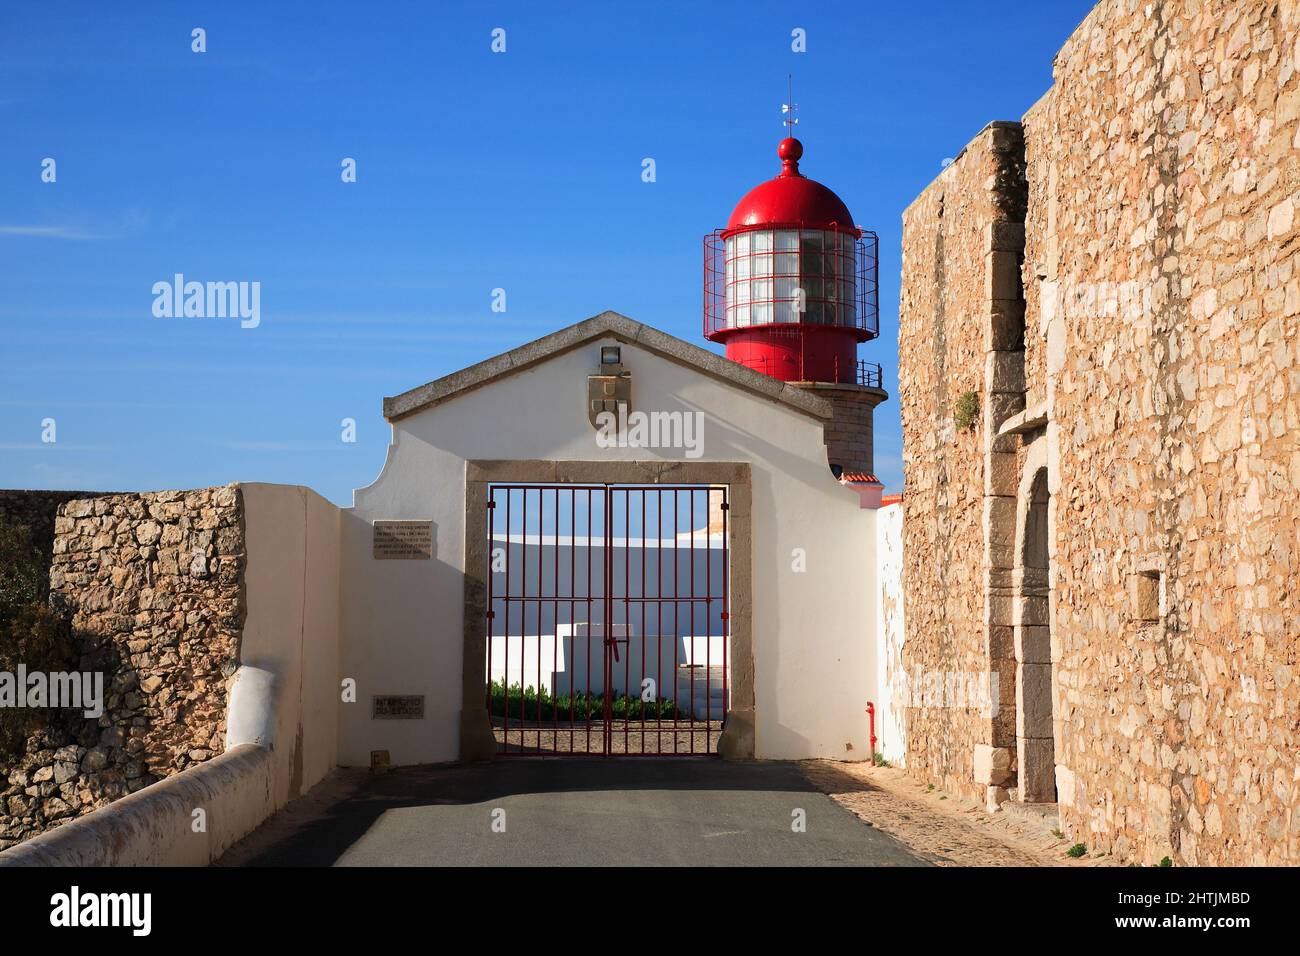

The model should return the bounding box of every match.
[703,226,879,346]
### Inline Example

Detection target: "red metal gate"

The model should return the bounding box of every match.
[486,484,729,756]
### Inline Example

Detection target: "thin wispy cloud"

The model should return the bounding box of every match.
[0,211,148,242]
[0,442,115,451]
[215,440,353,452]
[0,225,105,240]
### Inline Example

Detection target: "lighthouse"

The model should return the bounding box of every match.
[704,116,886,482]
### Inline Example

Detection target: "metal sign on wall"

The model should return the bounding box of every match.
[372,520,433,559]
[372,695,425,719]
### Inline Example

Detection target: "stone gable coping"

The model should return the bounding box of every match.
[382,310,833,423]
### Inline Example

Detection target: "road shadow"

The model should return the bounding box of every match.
[216,758,907,866]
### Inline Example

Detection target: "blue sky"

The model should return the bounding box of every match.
[0,1,1095,505]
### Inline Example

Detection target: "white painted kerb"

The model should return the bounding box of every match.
[0,745,275,867]
[0,664,283,867]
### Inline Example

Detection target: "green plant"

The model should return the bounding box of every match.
[872,752,891,768]
[488,679,690,723]
[1067,843,1087,858]
[0,523,78,760]
[1157,856,1173,868]
[0,523,47,621]
[953,391,980,431]
[926,783,935,791]
[1051,828,1064,839]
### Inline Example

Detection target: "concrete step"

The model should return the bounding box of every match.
[1001,799,1060,835]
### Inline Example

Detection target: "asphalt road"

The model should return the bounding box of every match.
[216,759,928,867]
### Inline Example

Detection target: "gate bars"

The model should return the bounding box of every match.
[485,484,730,756]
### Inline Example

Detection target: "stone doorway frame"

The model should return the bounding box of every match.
[459,459,754,761]
[1012,437,1056,802]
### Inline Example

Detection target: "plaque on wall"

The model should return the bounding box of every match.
[372,695,425,719]
[372,520,433,559]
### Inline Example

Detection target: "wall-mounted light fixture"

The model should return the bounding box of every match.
[588,343,631,428]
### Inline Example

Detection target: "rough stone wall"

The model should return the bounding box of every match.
[1029,0,1300,865]
[898,0,1300,864]
[897,123,1027,800]
[0,486,245,849]
[0,491,107,558]
[1020,94,1054,414]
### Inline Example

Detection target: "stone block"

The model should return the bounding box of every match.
[986,249,1024,302]
[987,220,1025,253]
[1014,564,1048,594]
[986,592,1015,628]
[1014,625,1051,664]
[986,696,1010,743]
[988,624,1015,660]
[1129,571,1161,622]
[1015,595,1049,627]
[987,122,1023,152]
[1055,765,1076,808]
[987,301,1027,351]
[986,350,1026,394]
[986,391,1026,436]
[990,659,1016,707]
[973,744,1014,785]
[986,785,1010,812]
[1016,662,1054,739]
[80,748,108,773]
[985,450,1019,497]
[1018,737,1056,803]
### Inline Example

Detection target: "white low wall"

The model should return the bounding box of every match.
[874,502,907,765]
[0,744,274,867]
[239,483,342,804]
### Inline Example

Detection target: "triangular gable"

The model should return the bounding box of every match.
[383,310,832,422]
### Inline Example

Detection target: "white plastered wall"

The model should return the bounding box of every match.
[874,502,907,765]
[340,336,880,765]
[238,483,341,803]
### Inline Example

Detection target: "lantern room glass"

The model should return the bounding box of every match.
[724,228,856,329]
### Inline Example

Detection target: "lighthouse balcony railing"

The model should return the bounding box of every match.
[857,360,883,388]
[729,355,883,388]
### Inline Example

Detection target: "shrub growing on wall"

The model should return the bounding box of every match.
[0,523,78,761]
[954,391,980,432]
[0,523,45,614]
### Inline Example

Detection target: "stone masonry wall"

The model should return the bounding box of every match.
[1026,0,1300,865]
[0,486,245,849]
[1021,94,1053,414]
[899,0,1300,864]
[0,491,108,559]
[898,123,1028,801]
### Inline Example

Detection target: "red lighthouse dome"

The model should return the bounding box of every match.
[704,136,879,386]
[726,138,855,231]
